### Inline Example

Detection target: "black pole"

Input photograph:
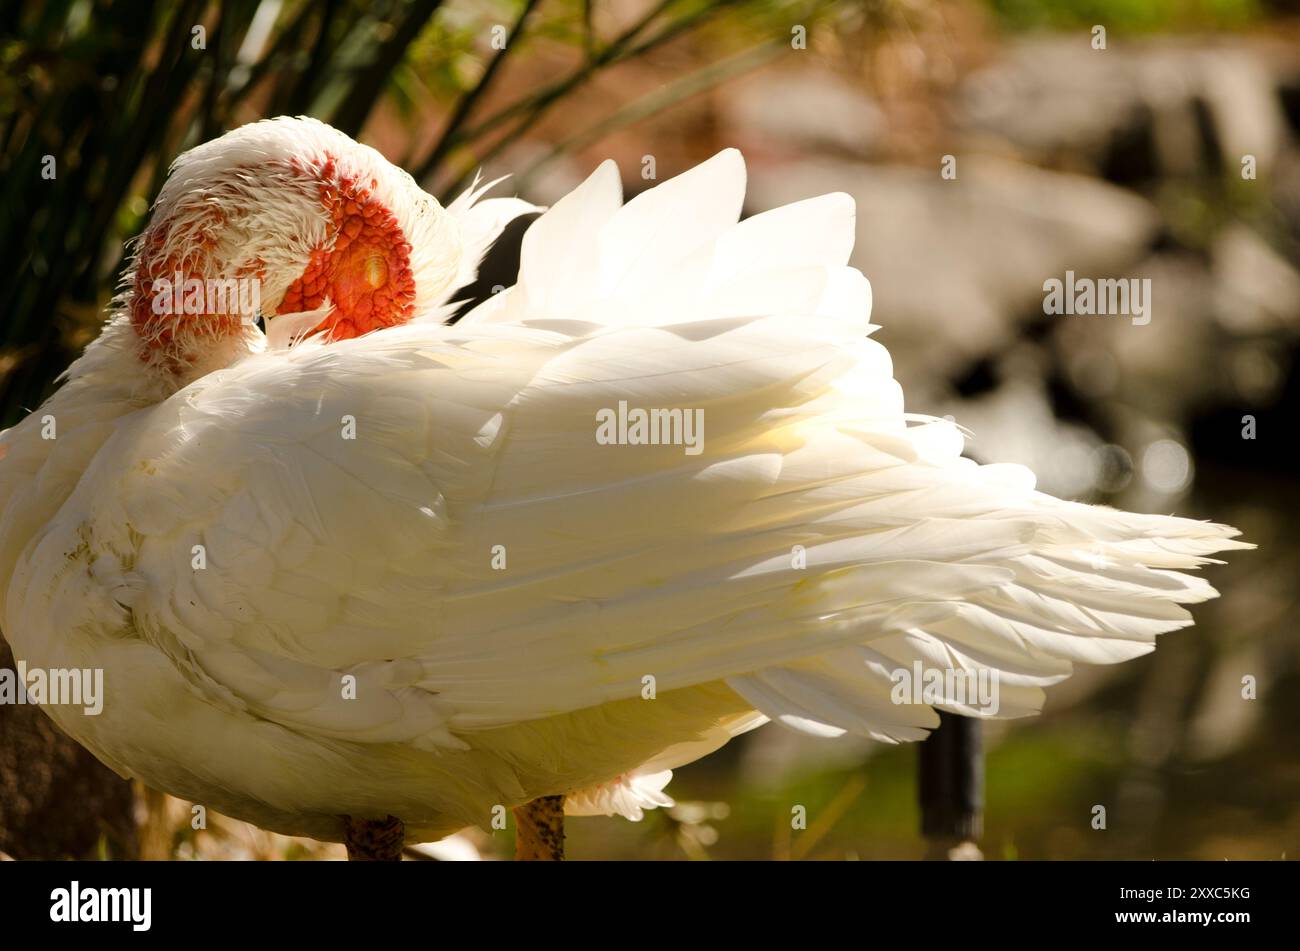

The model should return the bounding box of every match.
[918,711,984,859]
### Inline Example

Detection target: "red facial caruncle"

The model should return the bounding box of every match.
[276,154,416,341]
[130,149,417,378]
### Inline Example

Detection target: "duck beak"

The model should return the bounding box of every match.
[264,303,334,350]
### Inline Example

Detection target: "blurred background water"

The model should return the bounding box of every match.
[1,0,1297,859]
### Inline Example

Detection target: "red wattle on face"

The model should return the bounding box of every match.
[277,154,416,341]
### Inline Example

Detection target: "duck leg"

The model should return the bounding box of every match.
[342,814,405,861]
[513,795,565,861]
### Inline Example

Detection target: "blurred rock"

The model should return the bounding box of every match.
[1051,244,1297,423]
[1051,254,1216,412]
[961,37,1147,167]
[959,38,1291,180]
[1188,645,1266,762]
[721,70,885,159]
[747,155,1159,387]
[1199,49,1289,175]
[1274,147,1300,248]
[1213,223,1300,334]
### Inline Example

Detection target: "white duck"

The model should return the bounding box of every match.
[0,117,1247,859]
